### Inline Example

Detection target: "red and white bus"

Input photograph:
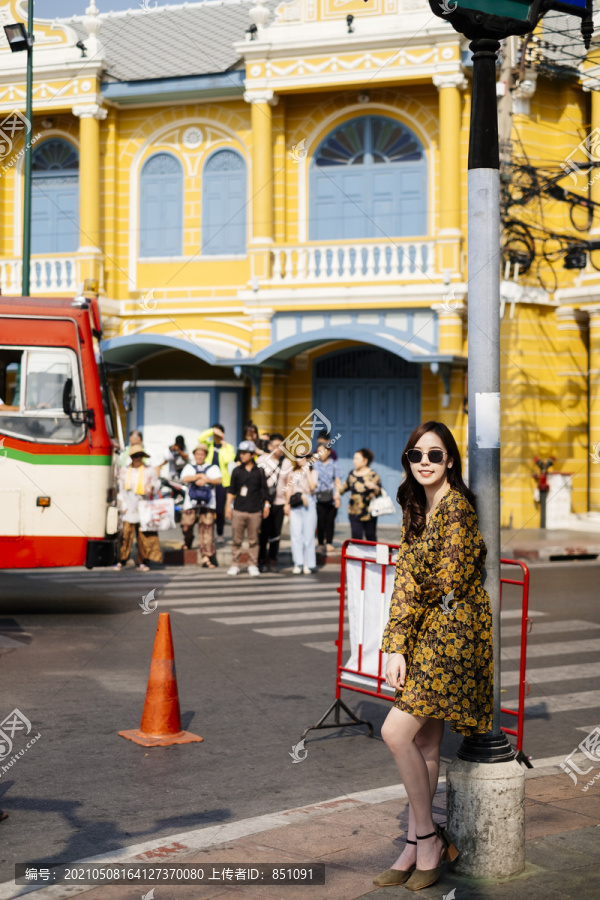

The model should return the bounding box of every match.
[0,295,120,568]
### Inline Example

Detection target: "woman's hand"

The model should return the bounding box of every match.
[283,503,291,516]
[334,493,341,509]
[364,479,377,491]
[385,653,406,690]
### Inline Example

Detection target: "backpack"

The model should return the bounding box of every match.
[188,465,212,505]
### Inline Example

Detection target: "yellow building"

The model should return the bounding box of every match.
[0,0,599,528]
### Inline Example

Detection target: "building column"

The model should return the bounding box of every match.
[244,89,278,282]
[556,306,589,514]
[588,305,600,510]
[253,367,275,432]
[433,73,467,276]
[590,89,600,235]
[72,102,107,285]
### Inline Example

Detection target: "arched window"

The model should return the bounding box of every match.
[202,149,247,256]
[32,139,79,254]
[139,153,183,257]
[309,116,427,241]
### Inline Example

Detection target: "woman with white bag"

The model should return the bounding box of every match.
[115,443,163,571]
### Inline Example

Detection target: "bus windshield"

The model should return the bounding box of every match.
[0,346,85,443]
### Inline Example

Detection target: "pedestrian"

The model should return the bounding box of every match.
[180,444,222,568]
[154,434,189,478]
[337,448,382,542]
[258,433,293,572]
[313,442,341,553]
[238,421,268,457]
[373,421,492,890]
[317,429,338,461]
[198,423,236,542]
[284,453,317,574]
[225,440,270,576]
[119,429,143,468]
[115,443,163,571]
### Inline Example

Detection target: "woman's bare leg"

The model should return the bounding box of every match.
[381,708,445,871]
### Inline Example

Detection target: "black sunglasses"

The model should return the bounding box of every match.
[406,449,446,465]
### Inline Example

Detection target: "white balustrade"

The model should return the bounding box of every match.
[0,257,78,294]
[271,240,435,284]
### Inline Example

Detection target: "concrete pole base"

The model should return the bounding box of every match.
[446,757,525,878]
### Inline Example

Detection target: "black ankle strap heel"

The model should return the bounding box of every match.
[415,831,436,840]
[405,838,416,845]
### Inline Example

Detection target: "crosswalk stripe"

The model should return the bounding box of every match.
[502,637,600,661]
[211,610,342,625]
[254,623,349,636]
[163,592,339,608]
[501,619,600,638]
[503,689,600,714]
[502,660,600,688]
[154,583,332,597]
[303,639,351,653]
[169,600,340,615]
[500,610,545,620]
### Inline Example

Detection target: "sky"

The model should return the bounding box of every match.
[32,0,162,19]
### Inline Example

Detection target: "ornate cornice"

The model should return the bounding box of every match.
[72,103,107,120]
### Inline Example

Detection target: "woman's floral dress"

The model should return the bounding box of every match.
[339,468,382,520]
[381,487,493,735]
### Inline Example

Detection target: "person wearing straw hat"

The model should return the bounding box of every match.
[115,443,163,571]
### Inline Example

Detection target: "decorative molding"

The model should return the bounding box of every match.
[432,72,467,91]
[72,102,107,120]
[513,69,537,116]
[243,89,279,106]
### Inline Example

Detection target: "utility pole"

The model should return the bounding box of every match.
[22,0,33,297]
[3,0,34,296]
[428,0,594,879]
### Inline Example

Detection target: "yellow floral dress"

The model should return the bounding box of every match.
[381,487,493,735]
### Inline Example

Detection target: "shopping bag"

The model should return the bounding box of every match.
[138,498,176,532]
[368,489,396,517]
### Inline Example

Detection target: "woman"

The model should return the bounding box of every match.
[313,442,341,553]
[284,454,317,574]
[373,422,492,891]
[338,448,381,542]
[115,443,162,571]
[180,444,222,568]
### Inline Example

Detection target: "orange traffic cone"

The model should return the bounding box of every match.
[119,612,203,747]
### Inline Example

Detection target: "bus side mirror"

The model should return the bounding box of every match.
[62,378,74,417]
[62,377,96,430]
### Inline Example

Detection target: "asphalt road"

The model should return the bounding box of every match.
[0,555,599,882]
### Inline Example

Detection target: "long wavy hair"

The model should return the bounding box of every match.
[397,421,475,541]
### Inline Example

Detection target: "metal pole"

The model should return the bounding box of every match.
[458,37,513,761]
[21,0,33,297]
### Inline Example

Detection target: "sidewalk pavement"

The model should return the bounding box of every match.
[158,522,600,568]
[28,757,599,900]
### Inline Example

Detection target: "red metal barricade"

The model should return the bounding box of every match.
[301,540,531,765]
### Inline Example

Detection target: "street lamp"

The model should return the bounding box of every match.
[3,0,34,297]
[432,0,593,47]
[428,0,594,880]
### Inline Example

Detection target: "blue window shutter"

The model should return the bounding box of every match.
[202,150,247,256]
[309,115,428,241]
[31,139,79,254]
[139,153,183,257]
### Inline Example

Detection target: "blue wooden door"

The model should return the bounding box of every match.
[202,150,247,255]
[313,347,421,520]
[139,153,183,257]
